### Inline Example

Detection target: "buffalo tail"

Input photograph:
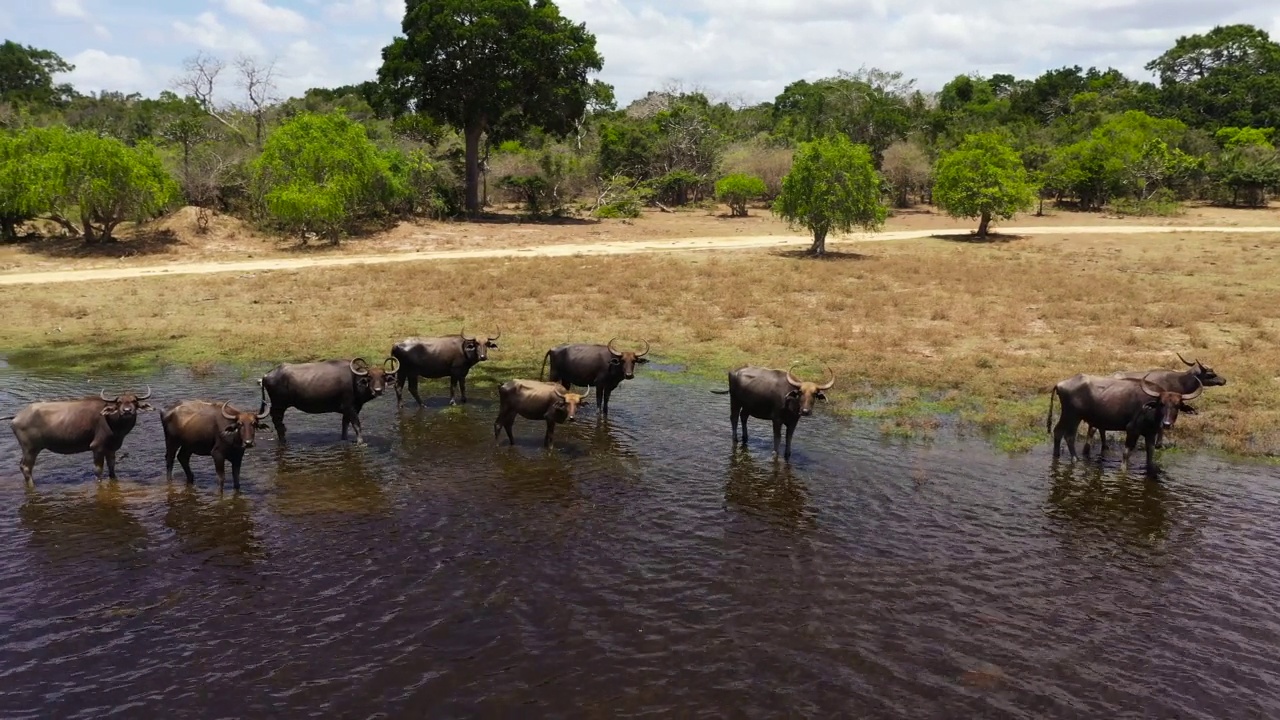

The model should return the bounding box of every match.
[1045,386,1055,434]
[0,415,13,421]
[538,351,551,381]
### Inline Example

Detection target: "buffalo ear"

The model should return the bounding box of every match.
[816,391,828,402]
[487,341,499,348]
[138,402,154,411]
[785,389,800,400]
[1178,402,1198,415]
[636,357,649,364]
[255,422,270,430]
[100,404,117,416]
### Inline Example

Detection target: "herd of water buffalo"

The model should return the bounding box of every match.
[2,326,1225,488]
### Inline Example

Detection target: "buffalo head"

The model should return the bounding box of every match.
[607,338,650,380]
[1176,352,1226,387]
[350,357,400,397]
[785,366,836,417]
[1139,372,1203,430]
[100,386,154,418]
[462,326,501,364]
[550,389,590,423]
[221,401,270,449]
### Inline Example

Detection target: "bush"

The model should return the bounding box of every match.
[251,111,402,242]
[722,138,793,199]
[591,174,651,218]
[715,172,767,216]
[1109,188,1184,217]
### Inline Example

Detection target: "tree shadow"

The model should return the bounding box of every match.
[930,232,1028,244]
[12,229,184,259]
[771,248,873,261]
[5,337,173,375]
[464,212,600,227]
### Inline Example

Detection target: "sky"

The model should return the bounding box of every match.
[10,0,1280,106]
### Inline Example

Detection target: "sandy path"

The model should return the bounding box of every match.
[2,225,1277,286]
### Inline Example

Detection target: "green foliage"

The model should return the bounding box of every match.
[0,125,179,241]
[880,140,933,207]
[772,134,887,255]
[592,175,651,218]
[1046,111,1197,209]
[1215,126,1275,150]
[0,41,75,106]
[1109,187,1184,217]
[715,173,767,216]
[1145,24,1280,129]
[933,132,1037,236]
[375,0,604,213]
[251,112,403,241]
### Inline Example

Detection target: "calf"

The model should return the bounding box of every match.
[493,379,589,448]
[160,400,268,490]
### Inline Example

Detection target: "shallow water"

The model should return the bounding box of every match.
[1,363,1278,718]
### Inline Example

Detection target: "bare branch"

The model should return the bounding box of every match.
[234,54,280,149]
[172,52,248,144]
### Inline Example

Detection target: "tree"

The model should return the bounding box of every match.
[715,173,766,216]
[0,41,75,106]
[1211,127,1280,206]
[0,126,180,242]
[375,0,604,215]
[772,134,887,255]
[933,133,1037,237]
[1145,24,1280,129]
[880,140,932,207]
[251,112,403,242]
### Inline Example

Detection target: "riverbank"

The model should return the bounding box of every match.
[2,224,1277,458]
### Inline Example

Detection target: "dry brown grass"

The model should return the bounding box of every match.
[2,230,1278,457]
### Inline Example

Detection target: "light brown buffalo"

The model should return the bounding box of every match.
[493,379,590,448]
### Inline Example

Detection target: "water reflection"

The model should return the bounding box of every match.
[163,484,264,565]
[723,449,815,533]
[269,445,391,517]
[1044,459,1182,550]
[18,484,149,565]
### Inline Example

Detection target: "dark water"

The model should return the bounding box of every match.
[1,363,1279,719]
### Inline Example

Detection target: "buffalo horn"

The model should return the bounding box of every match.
[785,365,804,388]
[636,339,650,358]
[607,337,621,356]
[221,401,238,420]
[350,358,370,376]
[136,385,152,401]
[1139,373,1163,398]
[461,326,475,341]
[1182,376,1204,401]
[1176,352,1197,368]
[100,389,119,402]
[817,365,836,391]
[489,326,501,341]
[384,357,401,374]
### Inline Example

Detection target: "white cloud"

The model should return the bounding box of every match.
[219,0,310,33]
[50,0,88,20]
[324,0,402,22]
[172,12,266,56]
[63,49,151,93]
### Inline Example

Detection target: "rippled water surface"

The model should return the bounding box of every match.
[1,362,1279,718]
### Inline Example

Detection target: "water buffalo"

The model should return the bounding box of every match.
[1047,372,1202,473]
[711,365,835,460]
[4,387,153,484]
[160,400,269,490]
[391,328,500,407]
[539,338,650,416]
[259,357,399,445]
[493,379,590,448]
[1087,353,1226,453]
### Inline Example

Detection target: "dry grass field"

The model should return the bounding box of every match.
[2,221,1277,458]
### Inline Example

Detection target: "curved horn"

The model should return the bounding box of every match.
[785,365,804,388]
[1181,376,1204,401]
[349,358,370,376]
[636,339,650,358]
[1176,352,1197,367]
[1139,372,1163,398]
[136,385,152,401]
[489,325,501,341]
[607,337,621,356]
[461,326,475,341]
[384,356,401,374]
[816,365,836,391]
[100,389,118,402]
[221,401,238,420]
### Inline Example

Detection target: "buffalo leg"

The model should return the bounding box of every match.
[457,375,468,404]
[19,448,37,485]
[597,386,608,417]
[1083,426,1095,457]
[1144,433,1158,474]
[783,422,796,460]
[229,454,243,491]
[730,396,741,443]
[92,449,106,481]
[771,418,783,458]
[213,451,227,491]
[502,418,515,446]
[739,409,750,445]
[105,450,119,480]
[448,377,459,405]
[178,448,196,484]
[164,438,179,481]
[1121,430,1144,473]
[345,412,365,444]
[270,407,288,445]
[394,371,406,405]
[544,419,556,448]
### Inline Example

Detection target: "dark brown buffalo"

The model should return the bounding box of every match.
[712,365,835,460]
[391,328,500,407]
[539,338,650,416]
[160,400,269,490]
[1047,372,1203,473]
[259,357,399,445]
[493,379,590,448]
[4,387,153,484]
[1086,353,1226,453]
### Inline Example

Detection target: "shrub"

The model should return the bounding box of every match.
[772,134,886,255]
[715,172,767,216]
[933,132,1037,237]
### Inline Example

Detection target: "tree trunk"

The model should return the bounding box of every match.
[809,227,827,256]
[1036,193,1044,216]
[0,217,16,241]
[977,211,992,238]
[464,119,485,216]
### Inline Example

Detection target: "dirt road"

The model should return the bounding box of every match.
[2,224,1278,286]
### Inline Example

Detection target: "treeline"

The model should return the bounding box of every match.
[2,14,1279,244]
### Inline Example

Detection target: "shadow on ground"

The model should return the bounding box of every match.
[930,232,1029,244]
[5,338,173,375]
[771,249,874,261]
[7,230,184,259]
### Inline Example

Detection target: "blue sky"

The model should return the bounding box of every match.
[9,1,1279,106]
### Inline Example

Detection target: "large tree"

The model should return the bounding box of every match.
[0,41,75,106]
[1145,24,1280,129]
[375,0,603,214]
[933,133,1037,237]
[772,134,886,256]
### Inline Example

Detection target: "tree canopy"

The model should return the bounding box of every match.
[375,0,603,214]
[0,41,74,106]
[772,134,887,255]
[933,133,1037,236]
